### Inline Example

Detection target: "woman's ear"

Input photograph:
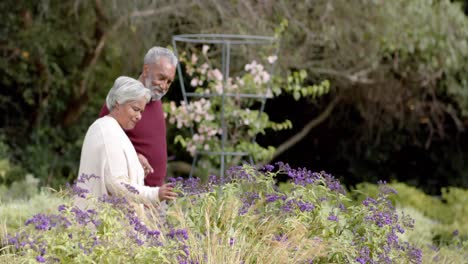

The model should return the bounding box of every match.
[114,102,121,111]
[142,64,149,79]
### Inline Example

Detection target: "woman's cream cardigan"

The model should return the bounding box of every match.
[75,115,159,209]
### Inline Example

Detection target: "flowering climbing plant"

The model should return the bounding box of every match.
[164,45,330,176]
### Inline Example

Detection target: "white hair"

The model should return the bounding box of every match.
[143,46,178,66]
[106,76,151,111]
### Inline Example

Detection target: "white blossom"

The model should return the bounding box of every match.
[208,69,223,82]
[191,53,198,64]
[213,82,223,94]
[202,45,210,55]
[190,78,200,87]
[267,55,278,64]
[200,63,210,75]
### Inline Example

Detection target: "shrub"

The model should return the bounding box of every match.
[352,182,468,243]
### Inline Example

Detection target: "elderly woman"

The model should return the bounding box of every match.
[75,76,175,209]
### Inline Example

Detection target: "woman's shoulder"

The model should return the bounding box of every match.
[86,116,121,138]
[92,115,118,128]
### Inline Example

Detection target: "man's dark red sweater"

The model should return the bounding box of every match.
[99,100,167,187]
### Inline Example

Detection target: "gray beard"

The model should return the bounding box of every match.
[151,91,166,101]
[145,79,166,101]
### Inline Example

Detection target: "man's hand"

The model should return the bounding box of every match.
[137,153,153,177]
[158,183,178,201]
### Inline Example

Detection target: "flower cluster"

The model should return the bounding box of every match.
[167,99,215,129]
[276,162,346,194]
[244,60,271,85]
[24,213,71,230]
[239,191,260,215]
[166,98,219,156]
[351,181,422,264]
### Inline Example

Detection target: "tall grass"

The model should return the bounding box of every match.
[0,190,65,241]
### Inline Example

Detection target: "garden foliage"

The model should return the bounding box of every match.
[1,164,429,263]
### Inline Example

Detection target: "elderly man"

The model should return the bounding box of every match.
[99,47,177,199]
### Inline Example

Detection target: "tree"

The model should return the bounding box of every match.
[0,0,195,184]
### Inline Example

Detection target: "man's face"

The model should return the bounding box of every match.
[143,57,176,101]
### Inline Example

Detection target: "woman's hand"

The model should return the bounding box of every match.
[137,153,153,177]
[158,183,178,201]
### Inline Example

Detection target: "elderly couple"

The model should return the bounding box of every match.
[75,47,178,209]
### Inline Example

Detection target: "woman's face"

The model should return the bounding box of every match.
[112,96,147,130]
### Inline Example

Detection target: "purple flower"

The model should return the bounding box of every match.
[127,213,154,237]
[396,224,405,234]
[25,214,51,230]
[280,200,295,213]
[338,203,347,212]
[76,173,100,183]
[239,192,260,215]
[226,165,255,182]
[128,231,145,246]
[297,201,315,212]
[70,185,90,198]
[229,237,235,246]
[8,235,18,245]
[377,181,398,195]
[57,204,67,212]
[122,183,140,194]
[275,161,289,170]
[181,244,190,257]
[265,193,284,203]
[327,214,338,222]
[98,195,129,210]
[406,244,422,264]
[362,197,377,206]
[135,238,144,246]
[71,208,92,226]
[167,229,189,241]
[355,257,367,263]
[262,164,275,172]
[208,174,219,184]
[274,234,288,242]
[148,230,161,237]
[280,163,346,194]
[36,256,46,263]
[366,211,395,227]
[387,232,399,246]
[322,173,345,193]
[453,229,459,236]
[356,246,370,264]
[183,177,203,194]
